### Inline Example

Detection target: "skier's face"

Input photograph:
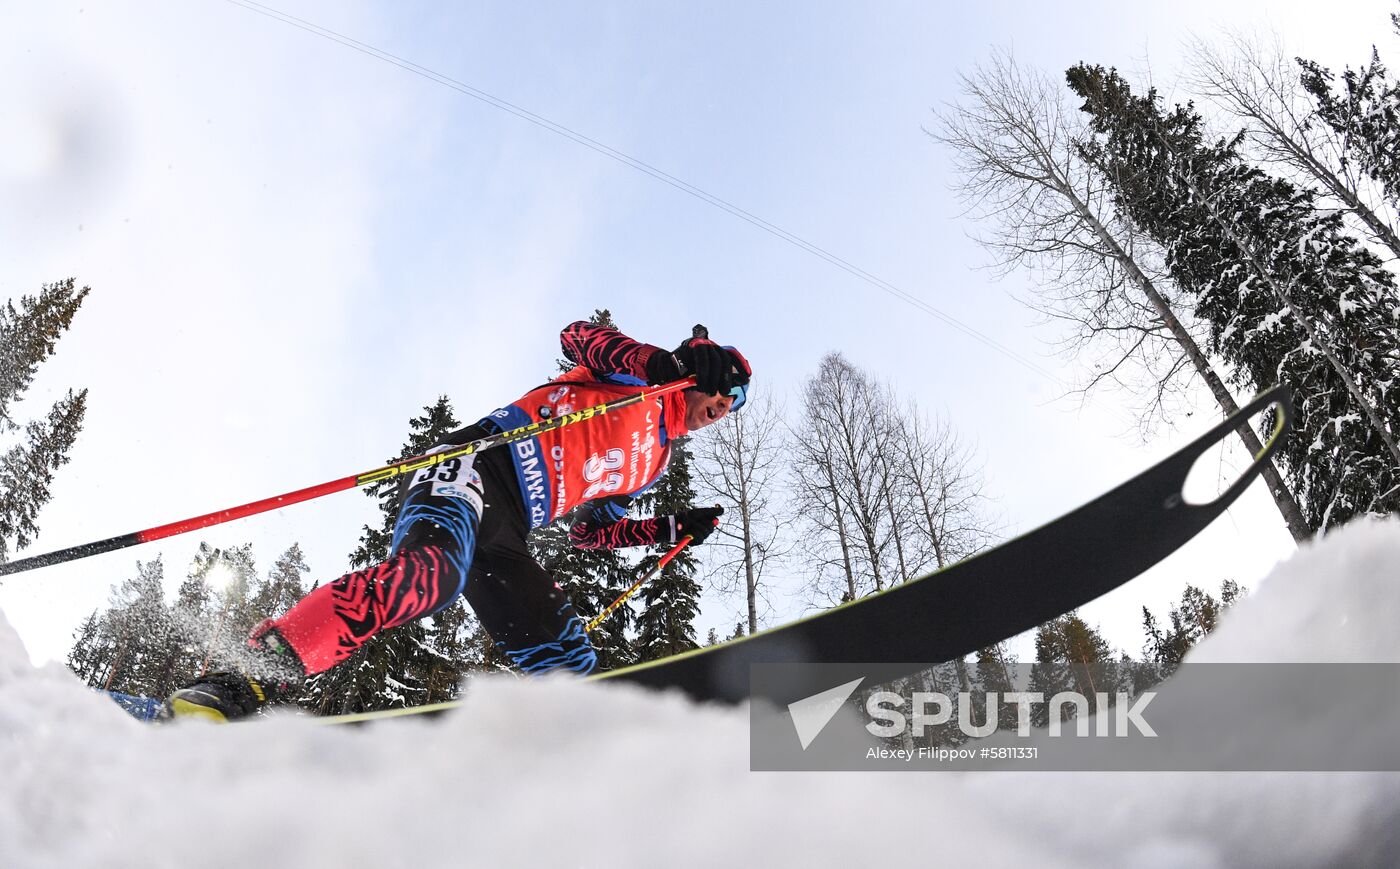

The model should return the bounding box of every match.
[683,388,735,431]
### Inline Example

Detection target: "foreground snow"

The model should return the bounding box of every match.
[5,521,1400,868]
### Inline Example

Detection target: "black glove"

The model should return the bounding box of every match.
[644,347,686,386]
[673,338,731,395]
[673,505,724,545]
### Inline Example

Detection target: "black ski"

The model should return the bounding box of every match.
[319,386,1291,723]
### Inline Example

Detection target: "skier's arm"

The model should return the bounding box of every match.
[568,499,724,550]
[560,320,672,383]
[567,497,673,550]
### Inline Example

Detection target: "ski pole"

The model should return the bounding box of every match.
[0,378,697,578]
[586,535,693,633]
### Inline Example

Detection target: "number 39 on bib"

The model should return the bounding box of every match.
[582,448,625,500]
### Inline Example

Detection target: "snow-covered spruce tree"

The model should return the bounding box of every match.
[531,522,636,670]
[176,544,262,680]
[0,278,89,563]
[302,396,474,714]
[217,544,262,644]
[349,397,462,565]
[421,596,486,699]
[1299,46,1400,220]
[633,436,703,662]
[250,542,310,620]
[1186,32,1400,260]
[168,560,214,679]
[1067,64,1400,531]
[91,558,185,697]
[936,48,1310,541]
[65,610,106,686]
[531,308,638,669]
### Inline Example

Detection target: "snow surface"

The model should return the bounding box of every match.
[5,520,1400,868]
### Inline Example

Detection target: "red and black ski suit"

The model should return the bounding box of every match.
[256,321,693,676]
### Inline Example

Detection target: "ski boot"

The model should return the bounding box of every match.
[166,623,304,723]
[167,671,270,722]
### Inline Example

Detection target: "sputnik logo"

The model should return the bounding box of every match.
[787,677,865,750]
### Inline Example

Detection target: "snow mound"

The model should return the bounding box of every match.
[1191,517,1400,663]
[3,520,1400,868]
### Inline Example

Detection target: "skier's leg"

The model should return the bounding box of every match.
[168,454,486,721]
[255,456,486,674]
[465,549,598,675]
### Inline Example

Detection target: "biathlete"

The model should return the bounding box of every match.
[168,320,751,721]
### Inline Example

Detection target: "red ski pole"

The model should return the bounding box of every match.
[0,378,696,578]
[586,534,695,634]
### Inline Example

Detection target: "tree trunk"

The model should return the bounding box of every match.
[734,421,759,633]
[821,459,858,601]
[1061,185,1314,541]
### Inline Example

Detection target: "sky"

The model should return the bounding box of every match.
[1,0,1394,667]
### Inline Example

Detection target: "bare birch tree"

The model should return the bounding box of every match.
[930,47,1311,541]
[791,353,892,604]
[790,394,859,604]
[691,396,795,633]
[888,396,1000,571]
[792,354,1000,607]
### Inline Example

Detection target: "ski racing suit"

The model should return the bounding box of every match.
[254,321,692,677]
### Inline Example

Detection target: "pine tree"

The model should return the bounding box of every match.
[972,643,1019,732]
[1067,64,1400,531]
[173,544,262,680]
[301,396,472,714]
[0,278,90,563]
[349,398,462,565]
[1299,47,1400,213]
[1142,580,1248,676]
[1027,612,1118,727]
[251,543,310,619]
[634,437,703,662]
[220,544,263,642]
[532,517,637,670]
[1058,613,1115,705]
[421,600,483,701]
[66,610,105,685]
[97,558,182,697]
[171,550,217,663]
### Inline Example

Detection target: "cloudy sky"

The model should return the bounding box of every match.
[2,0,1391,666]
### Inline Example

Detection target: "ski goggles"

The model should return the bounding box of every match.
[721,344,752,413]
[727,380,749,412]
